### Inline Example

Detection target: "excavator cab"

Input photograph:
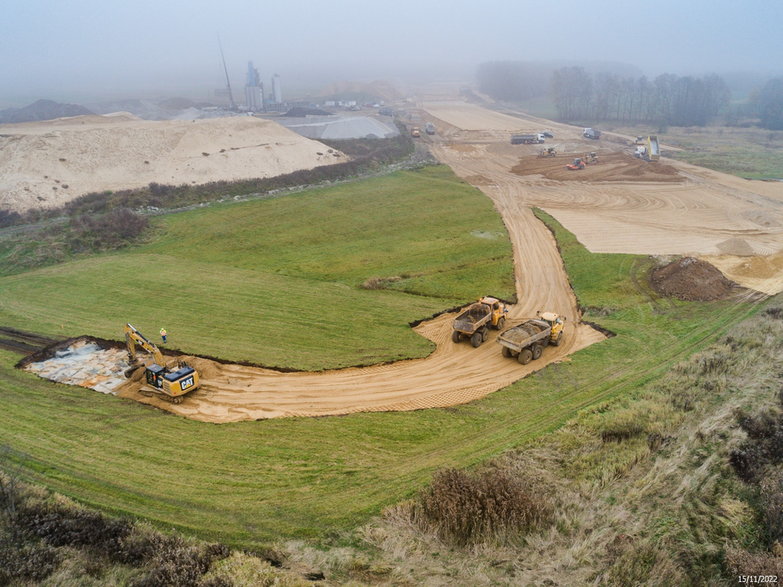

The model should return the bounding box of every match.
[145,364,166,390]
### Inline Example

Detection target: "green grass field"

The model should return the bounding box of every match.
[0,166,514,370]
[0,173,760,548]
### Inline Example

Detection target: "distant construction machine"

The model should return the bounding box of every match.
[646,135,660,161]
[633,136,660,161]
[512,133,545,145]
[124,323,200,403]
[583,128,601,140]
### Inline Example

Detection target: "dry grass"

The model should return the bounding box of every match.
[344,303,783,584]
[0,470,308,586]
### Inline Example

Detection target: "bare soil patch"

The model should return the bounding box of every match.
[447,143,477,153]
[650,257,737,301]
[512,152,683,182]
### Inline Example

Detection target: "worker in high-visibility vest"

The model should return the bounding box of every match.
[160,328,167,344]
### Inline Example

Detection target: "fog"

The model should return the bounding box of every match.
[1,0,781,107]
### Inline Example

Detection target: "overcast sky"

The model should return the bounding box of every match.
[1,0,781,107]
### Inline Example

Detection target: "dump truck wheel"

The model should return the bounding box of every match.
[451,331,461,343]
[471,332,483,348]
[502,346,513,358]
[532,344,543,360]
[496,317,505,330]
[518,348,533,364]
[552,332,563,346]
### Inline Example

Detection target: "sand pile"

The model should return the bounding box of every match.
[703,251,783,296]
[512,152,682,182]
[0,114,344,211]
[650,257,737,301]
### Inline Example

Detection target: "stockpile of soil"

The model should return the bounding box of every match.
[0,114,343,212]
[650,257,737,300]
[512,152,682,182]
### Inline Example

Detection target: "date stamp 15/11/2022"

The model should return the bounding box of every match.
[739,576,778,584]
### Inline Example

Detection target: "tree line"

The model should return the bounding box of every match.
[478,62,783,130]
[550,68,730,126]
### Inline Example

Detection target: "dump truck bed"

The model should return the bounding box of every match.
[497,319,551,352]
[453,303,491,334]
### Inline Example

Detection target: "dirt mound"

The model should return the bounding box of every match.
[0,115,343,211]
[512,152,682,182]
[716,237,757,256]
[650,257,737,301]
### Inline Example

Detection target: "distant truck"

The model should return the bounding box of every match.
[511,133,545,145]
[497,312,565,364]
[583,128,601,140]
[410,126,421,138]
[452,296,508,348]
[424,122,436,135]
[633,136,660,162]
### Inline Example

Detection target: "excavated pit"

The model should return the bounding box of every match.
[22,337,131,394]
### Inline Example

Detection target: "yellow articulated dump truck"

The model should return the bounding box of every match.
[497,311,565,365]
[452,296,508,348]
[124,323,200,403]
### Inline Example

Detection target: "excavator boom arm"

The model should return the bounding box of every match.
[124,323,165,365]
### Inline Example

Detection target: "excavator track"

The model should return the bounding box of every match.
[139,385,184,404]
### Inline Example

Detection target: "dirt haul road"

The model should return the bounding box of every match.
[115,110,606,422]
[116,100,783,421]
[423,101,783,296]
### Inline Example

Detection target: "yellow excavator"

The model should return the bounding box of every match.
[124,323,200,403]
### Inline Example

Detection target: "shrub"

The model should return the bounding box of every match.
[68,207,150,252]
[730,408,783,483]
[0,208,22,228]
[410,467,552,546]
[0,537,61,583]
[16,498,132,551]
[760,471,783,543]
[725,547,783,582]
[763,307,783,320]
